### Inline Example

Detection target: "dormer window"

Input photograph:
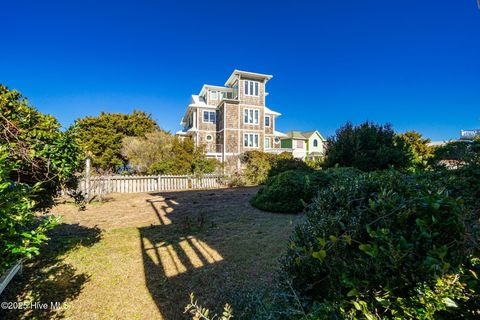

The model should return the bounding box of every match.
[244,80,259,96]
[313,139,318,147]
[210,90,218,100]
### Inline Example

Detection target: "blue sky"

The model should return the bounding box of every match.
[1,0,479,141]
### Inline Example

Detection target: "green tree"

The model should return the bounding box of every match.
[0,84,81,273]
[122,130,174,174]
[71,111,158,172]
[432,139,480,167]
[1,84,82,209]
[396,130,434,171]
[0,147,58,273]
[324,121,409,171]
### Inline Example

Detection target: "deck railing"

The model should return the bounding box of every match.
[460,130,480,140]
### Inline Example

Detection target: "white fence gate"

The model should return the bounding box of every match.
[78,174,225,196]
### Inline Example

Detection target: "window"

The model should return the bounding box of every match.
[274,137,280,143]
[244,133,259,148]
[244,108,259,124]
[210,90,217,100]
[264,137,271,149]
[206,134,213,141]
[313,139,318,147]
[296,140,304,148]
[221,91,233,99]
[265,116,270,127]
[244,80,259,96]
[203,111,216,123]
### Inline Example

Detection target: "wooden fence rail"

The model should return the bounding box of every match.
[78,174,225,196]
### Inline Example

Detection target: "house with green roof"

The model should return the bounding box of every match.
[280,130,326,160]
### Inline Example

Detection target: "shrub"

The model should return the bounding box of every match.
[1,84,83,210]
[148,138,219,175]
[251,168,360,213]
[269,157,312,178]
[0,147,58,274]
[432,139,480,168]
[283,169,480,319]
[251,170,322,213]
[324,121,410,171]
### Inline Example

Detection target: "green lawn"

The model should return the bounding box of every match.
[1,187,301,320]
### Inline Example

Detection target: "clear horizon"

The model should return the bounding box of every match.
[1,0,479,141]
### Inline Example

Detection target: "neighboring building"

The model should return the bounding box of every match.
[460,129,480,140]
[281,130,326,160]
[176,70,288,170]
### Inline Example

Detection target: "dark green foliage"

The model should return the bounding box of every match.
[0,147,58,274]
[240,151,308,185]
[251,168,360,213]
[251,170,323,213]
[282,168,480,319]
[0,84,83,210]
[0,85,81,273]
[325,122,409,171]
[432,139,480,167]
[71,111,158,172]
[269,157,312,178]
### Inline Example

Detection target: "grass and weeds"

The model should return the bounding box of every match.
[0,187,301,320]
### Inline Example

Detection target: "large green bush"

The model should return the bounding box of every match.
[0,85,81,274]
[283,169,480,319]
[1,85,83,209]
[251,168,360,213]
[0,147,58,274]
[324,122,410,172]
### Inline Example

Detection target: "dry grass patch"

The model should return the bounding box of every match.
[1,187,301,320]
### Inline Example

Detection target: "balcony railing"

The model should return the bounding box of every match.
[203,143,223,154]
[220,88,238,101]
[265,148,294,154]
[460,129,480,140]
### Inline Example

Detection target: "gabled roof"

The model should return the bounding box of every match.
[189,95,207,107]
[284,131,308,140]
[283,130,326,141]
[225,69,273,86]
[301,130,326,141]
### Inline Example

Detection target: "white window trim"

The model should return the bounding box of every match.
[243,108,259,125]
[264,137,271,149]
[210,90,218,100]
[244,133,259,148]
[244,80,259,96]
[203,111,216,123]
[206,134,213,141]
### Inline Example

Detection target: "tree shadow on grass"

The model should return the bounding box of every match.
[0,223,102,320]
[139,187,270,319]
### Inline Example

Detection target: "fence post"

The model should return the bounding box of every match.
[85,156,92,198]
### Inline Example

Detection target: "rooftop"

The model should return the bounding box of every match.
[283,130,326,140]
[225,69,273,87]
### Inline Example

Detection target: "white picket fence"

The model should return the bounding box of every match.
[78,174,225,196]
